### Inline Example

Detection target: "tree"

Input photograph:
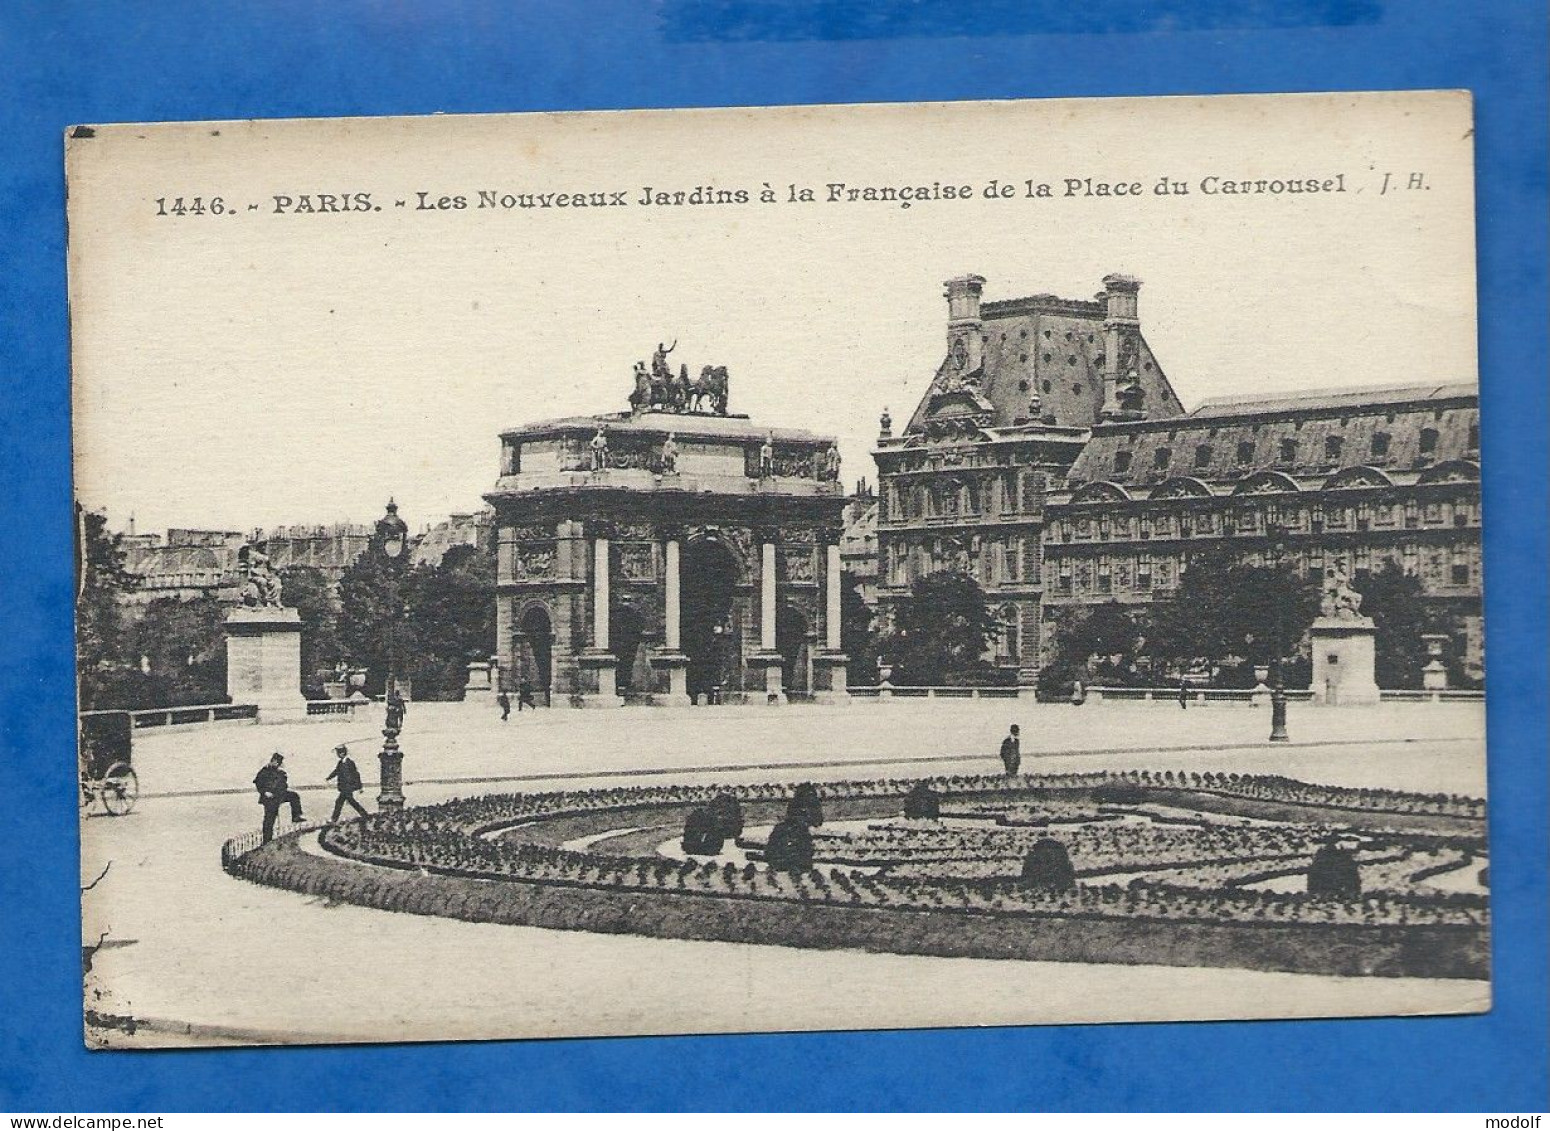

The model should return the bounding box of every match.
[1360,563,1441,689]
[336,548,417,698]
[402,541,497,700]
[1045,602,1145,690]
[840,571,877,684]
[1146,549,1319,682]
[280,565,342,696]
[74,506,142,710]
[878,570,999,685]
[127,596,227,706]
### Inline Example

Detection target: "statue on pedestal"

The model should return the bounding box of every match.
[589,426,609,471]
[759,432,775,478]
[660,431,679,474]
[1320,562,1365,620]
[629,361,651,413]
[237,544,284,608]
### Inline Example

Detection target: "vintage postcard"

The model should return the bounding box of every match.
[68,92,1488,1049]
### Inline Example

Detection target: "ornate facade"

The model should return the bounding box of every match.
[875,275,1484,685]
[486,410,849,706]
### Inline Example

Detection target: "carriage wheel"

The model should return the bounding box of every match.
[100,762,138,816]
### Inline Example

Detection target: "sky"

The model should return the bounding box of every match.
[66,93,1477,535]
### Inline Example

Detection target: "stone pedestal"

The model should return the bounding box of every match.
[576,651,624,708]
[463,660,494,699]
[650,651,692,706]
[748,651,786,705]
[1251,665,1272,709]
[812,651,851,705]
[1421,633,1450,691]
[224,607,308,722]
[1310,617,1381,705]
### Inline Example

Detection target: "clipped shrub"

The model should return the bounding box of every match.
[902,782,941,819]
[1093,783,1145,805]
[786,783,824,828]
[708,792,744,840]
[765,818,815,873]
[1307,842,1362,898]
[681,806,725,856]
[1020,838,1077,892]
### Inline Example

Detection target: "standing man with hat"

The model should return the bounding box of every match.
[999,725,1021,777]
[326,744,369,822]
[254,752,304,843]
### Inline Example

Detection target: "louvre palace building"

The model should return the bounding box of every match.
[872,274,1483,685]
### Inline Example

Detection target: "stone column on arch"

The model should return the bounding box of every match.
[748,529,786,704]
[650,526,692,706]
[577,521,623,708]
[813,532,851,705]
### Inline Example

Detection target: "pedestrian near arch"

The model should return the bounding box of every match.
[326,744,369,823]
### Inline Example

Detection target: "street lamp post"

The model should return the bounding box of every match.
[1268,524,1291,744]
[375,499,410,810]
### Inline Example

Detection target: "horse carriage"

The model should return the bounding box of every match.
[78,710,139,817]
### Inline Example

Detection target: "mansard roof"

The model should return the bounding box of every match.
[904,287,1187,437]
[1066,380,1480,493]
[1186,381,1477,421]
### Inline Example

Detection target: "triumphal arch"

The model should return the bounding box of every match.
[486,350,849,707]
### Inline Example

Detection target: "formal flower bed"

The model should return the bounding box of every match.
[224,769,1489,979]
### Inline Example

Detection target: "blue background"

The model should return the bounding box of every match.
[1,0,1544,1113]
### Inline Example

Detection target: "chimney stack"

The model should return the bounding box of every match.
[1100,273,1142,421]
[943,274,987,376]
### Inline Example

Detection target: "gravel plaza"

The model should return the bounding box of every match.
[81,698,1489,1047]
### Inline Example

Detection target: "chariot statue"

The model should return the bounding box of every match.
[628,341,731,415]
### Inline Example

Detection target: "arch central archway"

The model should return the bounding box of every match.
[680,536,740,702]
[518,605,554,706]
[613,604,650,697]
[777,605,813,697]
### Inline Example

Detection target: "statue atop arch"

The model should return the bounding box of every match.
[627,341,731,416]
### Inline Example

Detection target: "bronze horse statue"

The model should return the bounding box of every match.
[689,365,729,414]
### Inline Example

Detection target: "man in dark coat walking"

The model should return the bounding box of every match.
[518,679,537,712]
[999,724,1021,777]
[254,752,303,843]
[497,690,511,721]
[326,744,369,822]
[1178,677,1190,710]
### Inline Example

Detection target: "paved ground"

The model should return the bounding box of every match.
[80,699,1489,1048]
